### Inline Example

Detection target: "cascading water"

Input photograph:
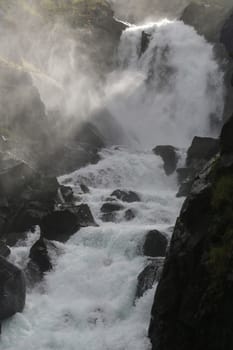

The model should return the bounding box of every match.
[1,20,224,350]
[106,20,224,148]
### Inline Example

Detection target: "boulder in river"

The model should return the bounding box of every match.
[0,257,26,321]
[143,230,168,258]
[41,204,97,242]
[153,145,179,176]
[110,189,140,203]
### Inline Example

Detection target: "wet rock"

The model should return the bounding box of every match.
[220,10,233,57]
[59,185,74,203]
[29,237,53,274]
[80,183,90,194]
[0,241,10,258]
[41,204,97,242]
[0,257,26,321]
[143,230,168,258]
[140,31,151,56]
[101,202,124,213]
[135,258,164,300]
[153,145,179,175]
[124,209,136,221]
[110,190,140,203]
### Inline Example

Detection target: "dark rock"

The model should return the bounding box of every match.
[143,230,168,257]
[111,189,140,203]
[140,31,151,56]
[101,202,124,213]
[0,257,25,321]
[176,137,219,197]
[220,10,233,57]
[135,258,164,300]
[149,155,233,350]
[101,212,117,223]
[41,204,97,242]
[29,238,53,275]
[153,145,179,176]
[80,183,90,194]
[186,136,219,168]
[124,209,135,221]
[0,241,10,258]
[220,114,233,154]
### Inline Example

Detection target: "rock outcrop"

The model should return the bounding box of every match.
[153,145,179,176]
[149,114,233,350]
[0,257,26,322]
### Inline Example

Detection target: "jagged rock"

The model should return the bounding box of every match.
[186,137,219,168]
[111,190,140,203]
[59,185,74,203]
[135,258,164,300]
[124,209,136,221]
[143,230,168,257]
[0,241,10,257]
[41,204,97,242]
[153,145,179,176]
[149,149,233,349]
[176,137,219,197]
[0,257,26,321]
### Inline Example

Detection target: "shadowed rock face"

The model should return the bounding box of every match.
[0,256,26,321]
[149,115,233,350]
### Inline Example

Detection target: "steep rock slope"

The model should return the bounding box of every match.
[149,114,233,349]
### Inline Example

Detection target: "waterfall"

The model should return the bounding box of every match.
[106,20,224,148]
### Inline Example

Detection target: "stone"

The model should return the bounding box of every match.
[143,230,168,257]
[110,190,140,203]
[153,145,179,175]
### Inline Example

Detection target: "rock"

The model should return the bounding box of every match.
[59,185,74,203]
[135,258,164,300]
[0,241,10,258]
[29,238,53,275]
[0,257,26,321]
[186,137,219,168]
[80,183,90,194]
[153,145,179,175]
[124,209,136,221]
[176,137,219,197]
[143,230,168,257]
[41,204,97,242]
[149,154,233,350]
[140,31,151,56]
[101,202,124,213]
[110,190,140,203]
[220,114,233,154]
[220,10,233,57]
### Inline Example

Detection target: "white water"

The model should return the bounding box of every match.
[1,148,182,350]
[106,20,224,148]
[0,20,224,350]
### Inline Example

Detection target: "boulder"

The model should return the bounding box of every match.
[135,258,164,300]
[41,204,97,242]
[29,238,53,275]
[0,257,26,321]
[80,183,90,194]
[143,230,168,258]
[101,202,124,213]
[110,190,140,203]
[153,145,179,175]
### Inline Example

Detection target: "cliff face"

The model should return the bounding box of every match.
[149,114,233,349]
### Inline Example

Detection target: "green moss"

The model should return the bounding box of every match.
[211,174,233,210]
